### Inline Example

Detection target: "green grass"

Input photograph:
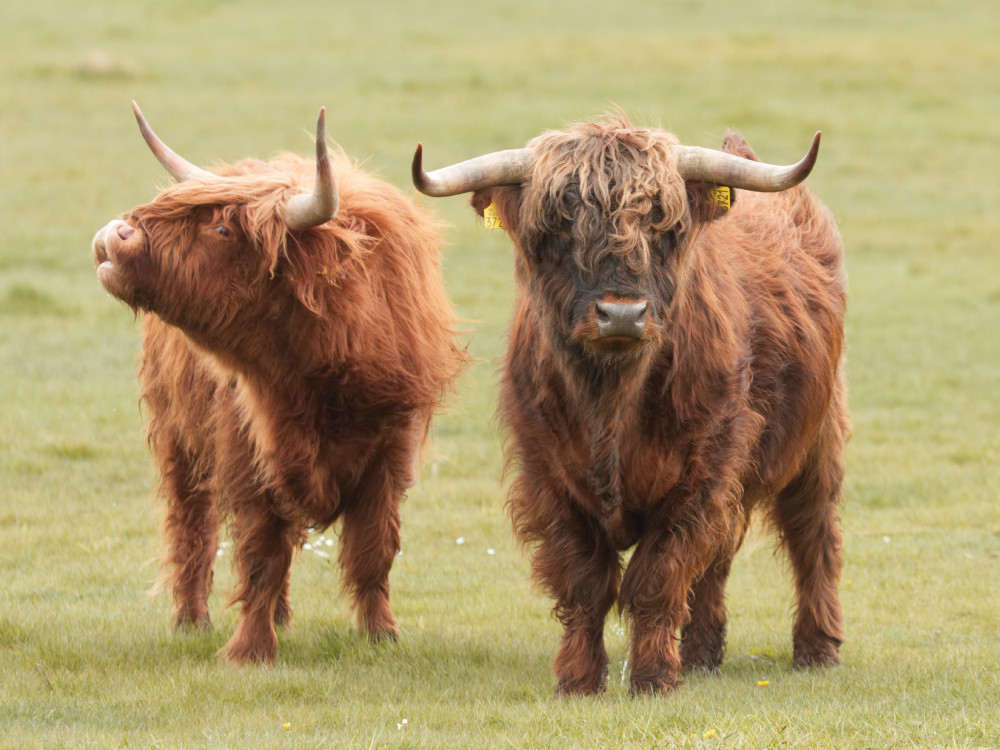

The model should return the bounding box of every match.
[2,0,999,747]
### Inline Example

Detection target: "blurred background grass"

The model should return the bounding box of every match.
[1,0,998,747]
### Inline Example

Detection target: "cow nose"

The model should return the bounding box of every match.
[116,222,135,240]
[594,300,648,339]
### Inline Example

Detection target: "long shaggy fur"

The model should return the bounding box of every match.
[472,117,848,695]
[96,147,467,663]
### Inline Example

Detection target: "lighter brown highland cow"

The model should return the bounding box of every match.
[93,103,466,664]
[414,116,849,695]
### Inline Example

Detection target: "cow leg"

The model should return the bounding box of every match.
[680,551,734,672]
[337,434,418,642]
[221,500,296,665]
[619,536,696,695]
[774,420,847,668]
[272,569,293,629]
[156,442,219,631]
[537,516,620,697]
[680,507,749,672]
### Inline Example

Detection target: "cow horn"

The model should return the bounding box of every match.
[412,144,534,197]
[674,132,821,192]
[283,107,339,230]
[132,101,218,183]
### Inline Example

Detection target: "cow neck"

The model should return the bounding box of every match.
[566,352,652,519]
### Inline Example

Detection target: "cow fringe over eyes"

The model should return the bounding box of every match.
[522,116,691,274]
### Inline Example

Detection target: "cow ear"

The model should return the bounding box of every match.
[279,235,326,316]
[686,182,736,224]
[470,189,493,217]
[685,129,760,224]
[471,185,522,230]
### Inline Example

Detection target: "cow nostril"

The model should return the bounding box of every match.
[594,299,650,339]
[117,222,135,241]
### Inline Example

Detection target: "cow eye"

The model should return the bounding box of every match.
[659,230,677,255]
[214,225,230,237]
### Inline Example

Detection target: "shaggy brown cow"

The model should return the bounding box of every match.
[413,116,848,695]
[92,103,466,664]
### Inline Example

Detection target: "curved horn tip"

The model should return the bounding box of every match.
[314,107,329,159]
[131,100,150,132]
[316,107,326,139]
[796,131,822,182]
[809,131,822,159]
[411,143,426,190]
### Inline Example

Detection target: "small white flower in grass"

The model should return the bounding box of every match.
[397,718,408,730]
[456,537,465,545]
[883,536,892,543]
[313,549,330,559]
[325,538,334,547]
[486,548,496,556]
[304,543,313,551]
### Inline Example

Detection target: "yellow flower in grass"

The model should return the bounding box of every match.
[283,723,291,730]
[757,680,770,687]
[703,729,716,739]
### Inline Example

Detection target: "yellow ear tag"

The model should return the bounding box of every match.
[483,202,505,230]
[708,186,731,212]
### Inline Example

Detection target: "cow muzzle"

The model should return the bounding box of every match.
[92,219,137,301]
[594,299,649,340]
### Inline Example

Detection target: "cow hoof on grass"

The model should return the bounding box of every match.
[793,646,841,670]
[219,632,279,666]
[362,625,399,644]
[273,603,293,630]
[555,666,609,698]
[629,672,682,697]
[173,611,212,632]
[680,638,725,674]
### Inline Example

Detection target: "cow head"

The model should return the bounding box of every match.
[93,102,338,351]
[413,116,819,373]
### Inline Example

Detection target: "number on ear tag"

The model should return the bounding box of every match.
[483,202,505,229]
[708,186,731,212]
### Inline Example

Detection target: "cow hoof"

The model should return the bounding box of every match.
[173,611,212,632]
[680,644,724,674]
[629,674,682,697]
[220,633,278,666]
[793,650,841,669]
[682,660,721,675]
[555,666,608,697]
[363,625,399,644]
[680,626,725,673]
[273,602,293,629]
[554,681,607,698]
[792,637,841,669]
[221,647,277,666]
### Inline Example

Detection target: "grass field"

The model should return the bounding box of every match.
[2,0,999,747]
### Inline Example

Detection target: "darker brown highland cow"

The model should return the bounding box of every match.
[93,104,466,664]
[414,116,849,695]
